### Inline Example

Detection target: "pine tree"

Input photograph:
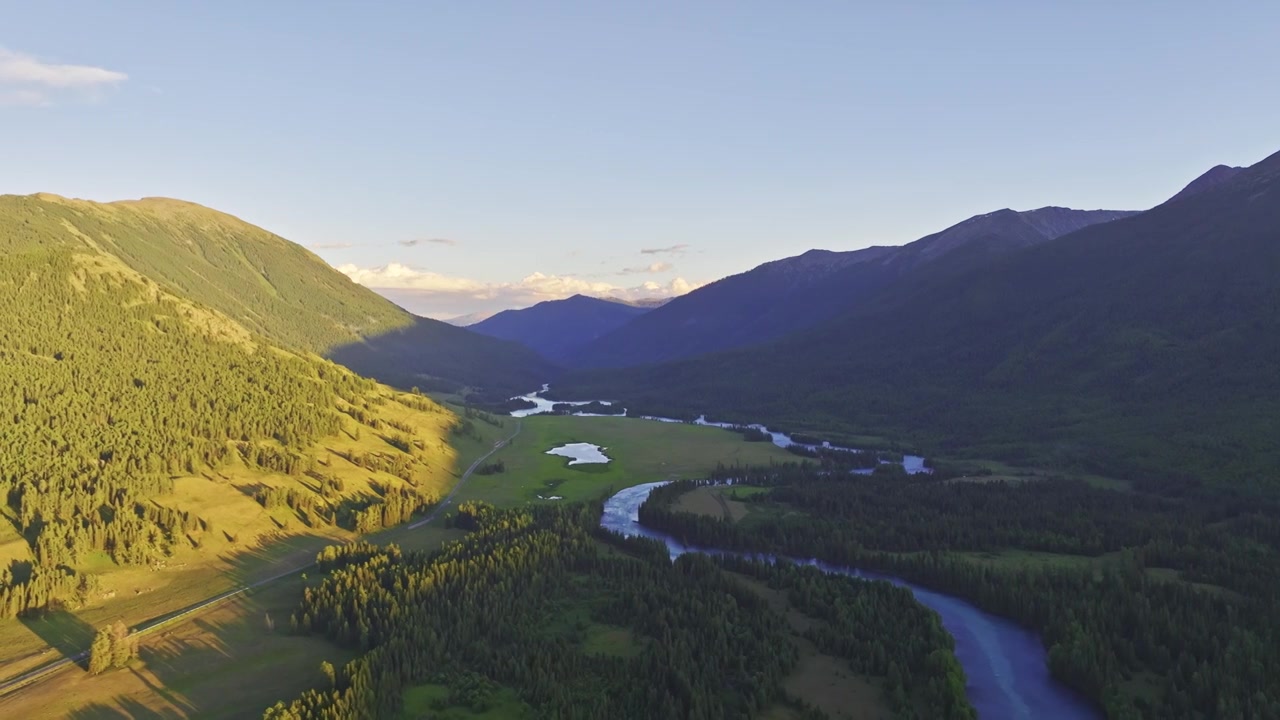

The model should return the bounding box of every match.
[87,628,112,674]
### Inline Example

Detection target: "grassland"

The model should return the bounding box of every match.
[727,572,891,720]
[452,415,795,508]
[399,683,530,719]
[0,386,480,715]
[673,485,771,523]
[958,458,1132,490]
[0,572,355,719]
[2,410,786,717]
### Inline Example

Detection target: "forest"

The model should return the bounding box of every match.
[640,466,1280,719]
[263,501,976,719]
[0,242,445,620]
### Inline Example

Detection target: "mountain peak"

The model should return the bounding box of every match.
[1167,164,1246,204]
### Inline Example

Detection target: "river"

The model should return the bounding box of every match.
[510,386,930,474]
[512,386,1099,717]
[600,482,1099,720]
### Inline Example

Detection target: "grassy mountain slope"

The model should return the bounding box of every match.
[469,294,650,363]
[573,207,1134,369]
[0,194,554,395]
[4,194,407,352]
[0,197,484,685]
[560,152,1280,488]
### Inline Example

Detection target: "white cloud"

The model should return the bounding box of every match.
[309,242,355,250]
[640,243,689,255]
[399,237,457,247]
[619,261,673,275]
[337,262,703,318]
[0,47,127,105]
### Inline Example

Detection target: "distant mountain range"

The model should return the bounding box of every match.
[556,155,1280,487]
[444,310,499,327]
[565,206,1137,368]
[469,294,652,364]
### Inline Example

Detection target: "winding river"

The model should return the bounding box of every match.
[600,482,1099,720]
[509,387,1098,718]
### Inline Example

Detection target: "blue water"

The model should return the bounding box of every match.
[601,482,1100,720]
[511,386,933,475]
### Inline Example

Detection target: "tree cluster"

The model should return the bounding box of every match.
[88,620,137,674]
[642,466,1280,718]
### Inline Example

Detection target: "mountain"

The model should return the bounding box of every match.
[444,310,498,327]
[0,194,554,396]
[0,196,463,621]
[559,154,1280,487]
[612,297,673,309]
[1167,164,1245,203]
[571,207,1136,368]
[469,294,651,363]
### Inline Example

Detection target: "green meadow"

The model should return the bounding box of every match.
[452,414,796,508]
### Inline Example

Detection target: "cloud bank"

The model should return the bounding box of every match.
[0,47,127,106]
[338,262,701,319]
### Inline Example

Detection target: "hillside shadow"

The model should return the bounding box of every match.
[67,697,177,719]
[214,529,334,588]
[20,606,97,665]
[325,316,559,401]
[94,538,340,716]
[42,533,340,717]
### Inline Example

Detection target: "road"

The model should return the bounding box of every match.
[410,419,521,529]
[0,419,522,699]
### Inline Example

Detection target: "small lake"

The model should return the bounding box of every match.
[512,385,1094,718]
[510,387,930,474]
[545,442,611,465]
[511,385,620,418]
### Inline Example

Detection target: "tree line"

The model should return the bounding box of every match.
[640,465,1280,718]
[263,498,983,719]
[0,249,433,617]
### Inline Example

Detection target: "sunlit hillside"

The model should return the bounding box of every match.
[0,216,467,686]
[0,194,556,396]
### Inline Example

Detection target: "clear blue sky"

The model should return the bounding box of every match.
[3,1,1277,318]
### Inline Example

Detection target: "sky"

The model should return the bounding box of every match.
[2,2,1278,319]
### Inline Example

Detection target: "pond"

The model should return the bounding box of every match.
[545,442,611,465]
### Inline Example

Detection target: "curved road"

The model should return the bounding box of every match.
[410,419,521,529]
[0,419,522,699]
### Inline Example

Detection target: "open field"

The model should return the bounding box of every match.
[727,572,891,720]
[0,572,356,719]
[940,457,1132,491]
[0,388,495,714]
[400,682,529,719]
[454,415,795,508]
[673,485,772,523]
[0,385,454,680]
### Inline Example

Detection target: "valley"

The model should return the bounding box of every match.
[3,21,1279,716]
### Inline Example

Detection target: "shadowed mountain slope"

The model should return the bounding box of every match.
[560,154,1280,487]
[469,294,651,363]
[572,207,1135,368]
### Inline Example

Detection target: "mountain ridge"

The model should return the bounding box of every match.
[469,294,651,364]
[0,192,554,396]
[570,206,1136,369]
[557,153,1280,487]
